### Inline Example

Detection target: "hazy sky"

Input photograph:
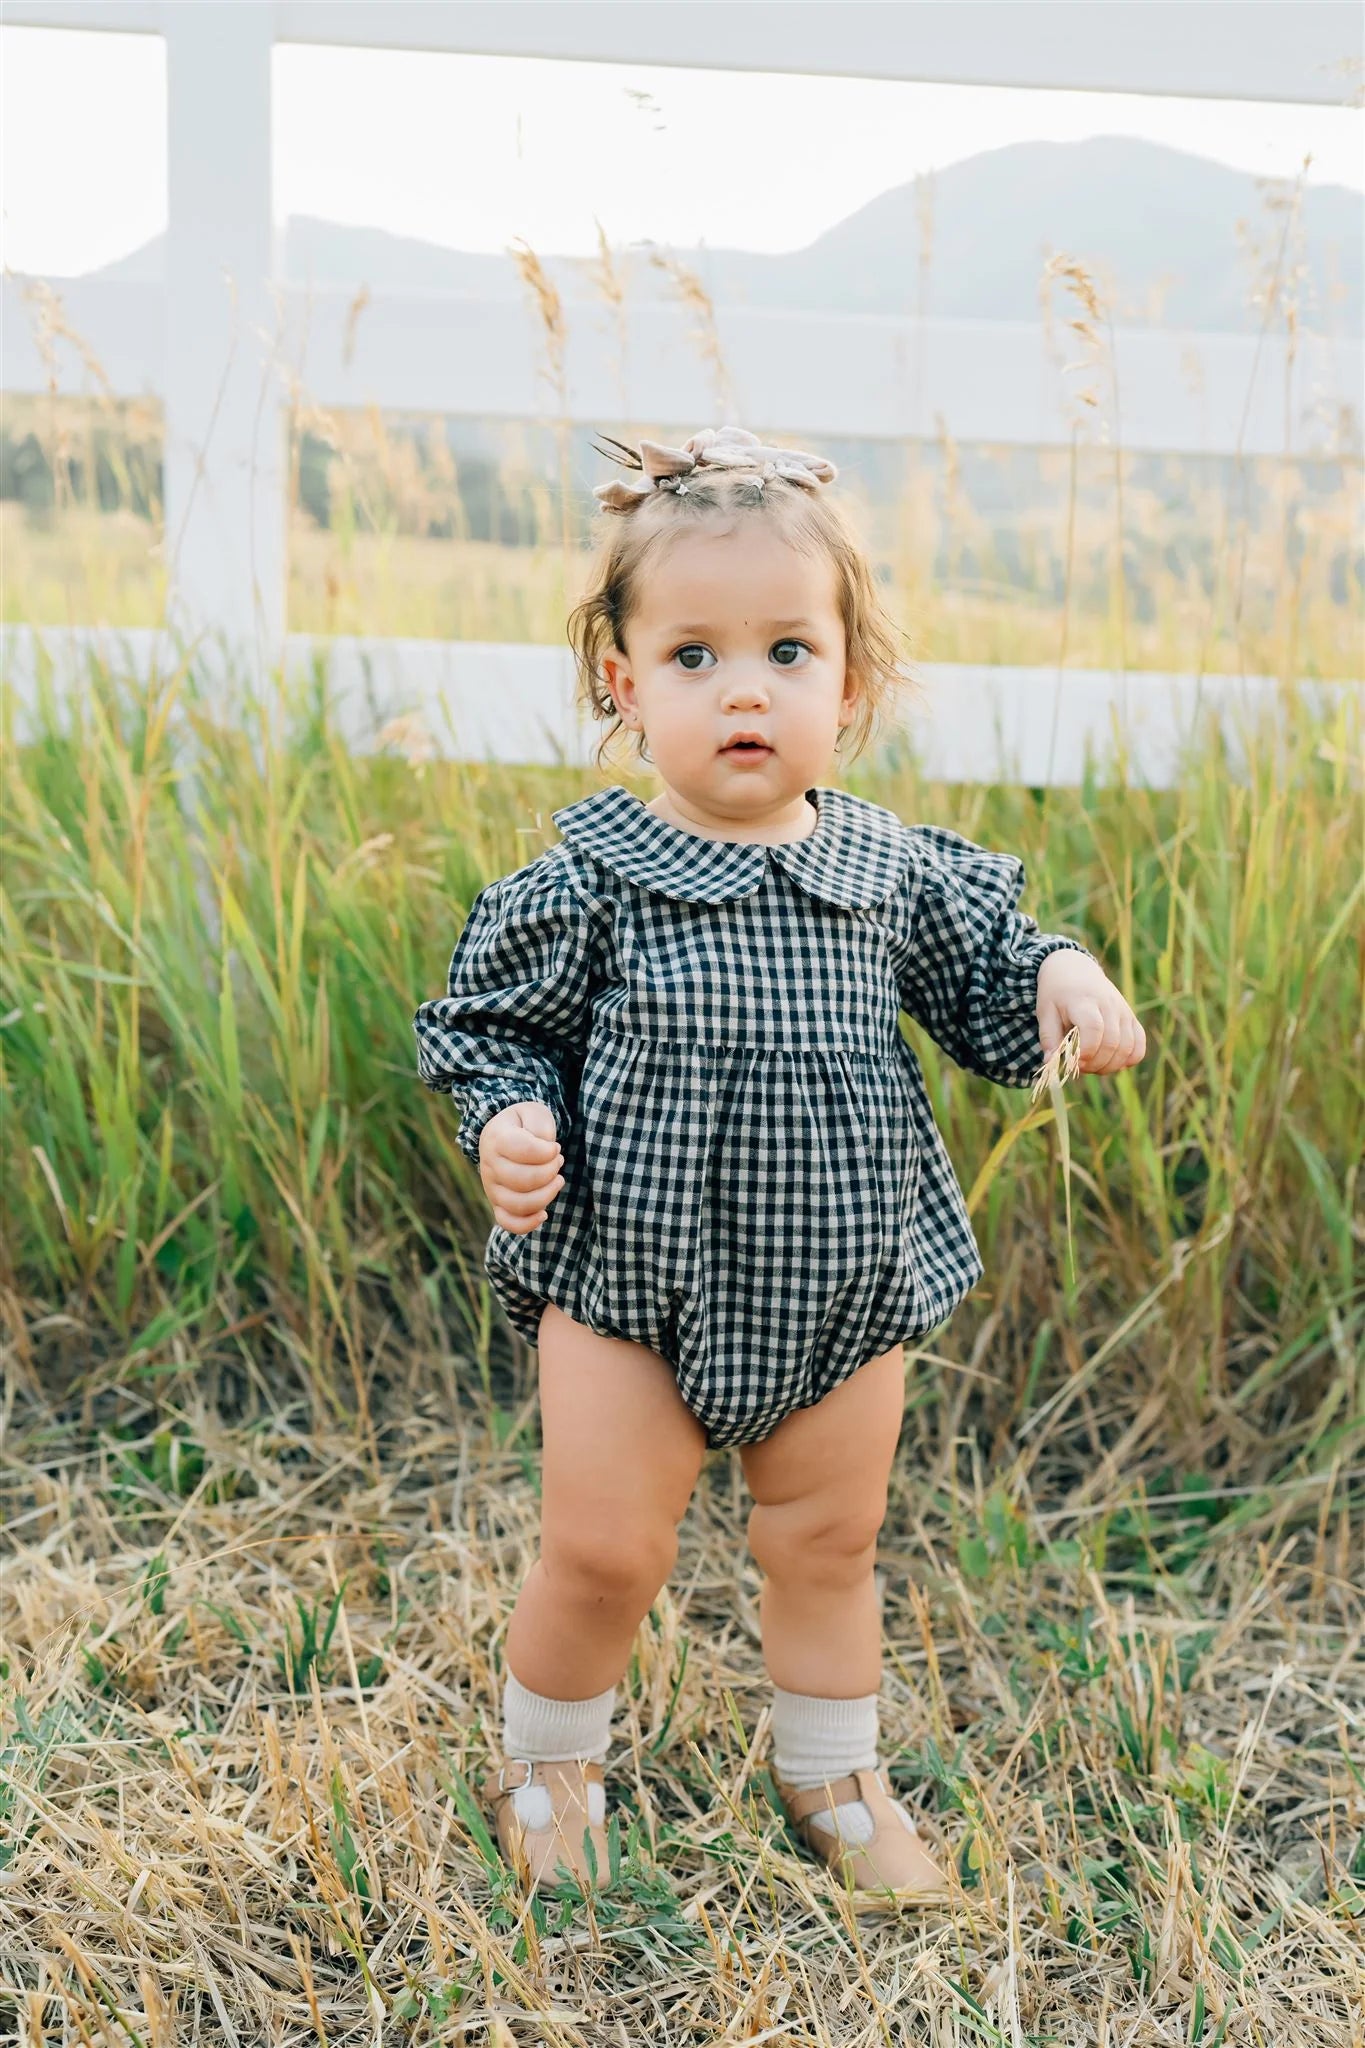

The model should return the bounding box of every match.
[3,23,1362,277]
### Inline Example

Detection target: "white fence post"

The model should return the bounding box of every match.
[163,0,284,677]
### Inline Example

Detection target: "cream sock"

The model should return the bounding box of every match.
[501,1671,614,1830]
[770,1685,915,1847]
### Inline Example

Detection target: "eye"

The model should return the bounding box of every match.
[671,644,715,672]
[667,639,813,672]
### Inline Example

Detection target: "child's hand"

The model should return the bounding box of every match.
[1036,952,1146,1077]
[479,1100,566,1233]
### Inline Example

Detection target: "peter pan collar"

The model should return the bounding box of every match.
[550,783,912,909]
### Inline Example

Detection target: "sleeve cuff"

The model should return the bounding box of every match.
[990,932,1097,1018]
[454,1076,568,1169]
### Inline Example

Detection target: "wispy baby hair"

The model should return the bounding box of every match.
[567,425,918,773]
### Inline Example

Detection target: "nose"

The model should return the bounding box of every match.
[721,664,772,708]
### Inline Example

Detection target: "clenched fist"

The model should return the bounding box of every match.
[479,1099,566,1234]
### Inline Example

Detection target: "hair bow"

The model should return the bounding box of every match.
[591,424,837,512]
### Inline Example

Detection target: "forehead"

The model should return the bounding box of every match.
[635,522,840,629]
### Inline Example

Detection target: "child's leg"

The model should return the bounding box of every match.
[505,1301,708,1701]
[494,1306,708,1847]
[739,1342,906,1697]
[739,1344,916,1851]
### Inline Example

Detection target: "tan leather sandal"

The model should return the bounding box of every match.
[773,1764,950,1908]
[484,1757,613,1893]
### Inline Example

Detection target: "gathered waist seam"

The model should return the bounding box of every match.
[587,1019,902,1060]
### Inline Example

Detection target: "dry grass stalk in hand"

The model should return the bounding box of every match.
[1030,1024,1083,1105]
[1031,1025,1083,1288]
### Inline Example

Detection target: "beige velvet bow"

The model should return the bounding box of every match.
[592,424,838,512]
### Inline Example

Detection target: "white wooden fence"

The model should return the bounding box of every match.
[3,0,1361,785]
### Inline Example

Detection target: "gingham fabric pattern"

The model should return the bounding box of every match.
[413,783,1095,1448]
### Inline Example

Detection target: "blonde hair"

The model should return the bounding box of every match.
[565,455,918,775]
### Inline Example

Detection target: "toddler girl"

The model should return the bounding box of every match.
[413,424,1146,1907]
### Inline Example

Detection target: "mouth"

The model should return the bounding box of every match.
[721,737,773,757]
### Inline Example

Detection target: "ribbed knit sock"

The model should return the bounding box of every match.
[770,1685,915,1847]
[501,1671,615,1830]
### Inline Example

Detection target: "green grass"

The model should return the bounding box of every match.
[2,642,1362,2048]
[3,654,1361,1463]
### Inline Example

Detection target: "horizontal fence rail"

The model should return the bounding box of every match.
[5,0,1360,105]
[3,624,1358,792]
[7,275,1359,462]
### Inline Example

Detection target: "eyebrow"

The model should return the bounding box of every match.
[656,616,820,635]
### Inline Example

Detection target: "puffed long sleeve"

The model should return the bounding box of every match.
[888,824,1096,1088]
[413,857,598,1168]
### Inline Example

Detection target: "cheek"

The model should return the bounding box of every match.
[799,666,843,708]
[648,687,685,724]
[655,679,709,722]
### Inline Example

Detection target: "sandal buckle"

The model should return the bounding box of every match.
[496,1759,535,1794]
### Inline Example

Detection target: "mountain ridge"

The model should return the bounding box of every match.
[91,135,1359,334]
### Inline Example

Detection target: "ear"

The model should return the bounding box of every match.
[600,644,628,689]
[601,646,640,724]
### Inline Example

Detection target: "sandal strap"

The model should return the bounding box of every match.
[485,1755,604,1813]
[778,1765,888,1825]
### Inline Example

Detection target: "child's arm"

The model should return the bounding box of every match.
[889,823,1111,1089]
[413,857,596,1168]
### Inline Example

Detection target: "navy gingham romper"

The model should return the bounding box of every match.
[413,783,1093,1449]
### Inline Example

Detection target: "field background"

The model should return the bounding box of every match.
[2,224,1364,2042]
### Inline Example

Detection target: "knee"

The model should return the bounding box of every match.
[748,1488,887,1588]
[543,1516,678,1612]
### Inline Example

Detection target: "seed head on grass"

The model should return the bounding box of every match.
[1030,1024,1084,1107]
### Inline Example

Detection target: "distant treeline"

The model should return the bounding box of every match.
[1,408,551,547]
[3,406,1360,617]
[2,413,160,521]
